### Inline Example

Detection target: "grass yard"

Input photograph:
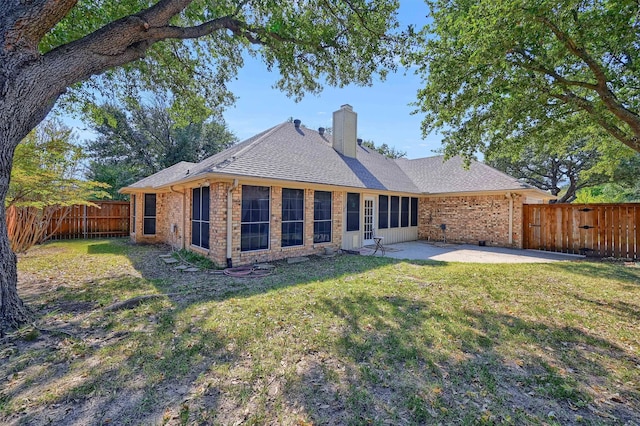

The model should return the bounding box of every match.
[1,239,639,425]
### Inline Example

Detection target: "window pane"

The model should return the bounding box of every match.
[191,222,201,246]
[201,186,210,221]
[144,194,156,216]
[282,222,304,247]
[241,223,269,251]
[378,195,388,229]
[143,218,156,235]
[282,188,304,222]
[401,197,410,227]
[241,186,270,251]
[314,191,332,221]
[201,223,210,249]
[411,197,418,227]
[390,196,399,228]
[346,193,360,232]
[313,221,332,243]
[192,188,201,221]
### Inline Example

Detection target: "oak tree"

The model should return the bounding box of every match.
[413,0,640,159]
[0,0,401,334]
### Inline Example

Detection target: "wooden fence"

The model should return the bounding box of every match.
[46,201,130,240]
[523,203,639,259]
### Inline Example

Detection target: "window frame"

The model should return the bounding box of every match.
[378,195,388,229]
[143,193,156,235]
[401,197,410,228]
[346,192,360,232]
[281,188,304,247]
[313,191,332,243]
[390,196,399,228]
[191,186,210,249]
[241,185,271,252]
[410,197,419,227]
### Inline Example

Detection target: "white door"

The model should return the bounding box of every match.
[363,197,375,245]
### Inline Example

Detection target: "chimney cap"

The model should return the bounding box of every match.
[340,104,353,111]
[318,127,325,136]
[357,138,363,146]
[293,119,301,128]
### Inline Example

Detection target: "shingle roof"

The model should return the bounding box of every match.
[185,122,420,192]
[126,161,195,189]
[395,155,537,194]
[122,122,548,197]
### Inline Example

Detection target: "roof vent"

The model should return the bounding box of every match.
[357,138,363,146]
[318,127,325,136]
[293,119,301,128]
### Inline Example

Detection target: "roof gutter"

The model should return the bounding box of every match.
[227,179,239,267]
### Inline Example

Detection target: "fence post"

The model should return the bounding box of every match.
[83,204,88,239]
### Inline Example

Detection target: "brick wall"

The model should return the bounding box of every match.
[230,185,344,266]
[130,192,171,245]
[418,194,524,248]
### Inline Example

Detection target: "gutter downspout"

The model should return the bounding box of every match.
[227,179,239,268]
[170,186,186,250]
[506,192,514,246]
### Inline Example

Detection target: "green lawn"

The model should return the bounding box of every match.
[2,239,639,425]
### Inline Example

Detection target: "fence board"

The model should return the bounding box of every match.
[46,201,130,240]
[523,203,639,260]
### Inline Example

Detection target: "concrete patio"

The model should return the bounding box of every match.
[362,240,583,263]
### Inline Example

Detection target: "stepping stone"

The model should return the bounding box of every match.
[287,256,309,264]
[174,265,188,270]
[159,254,173,258]
[162,257,179,264]
[183,267,200,272]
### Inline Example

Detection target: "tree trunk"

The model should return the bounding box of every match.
[0,141,30,336]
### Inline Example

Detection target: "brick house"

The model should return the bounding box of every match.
[120,104,554,267]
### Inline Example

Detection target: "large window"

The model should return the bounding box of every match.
[378,195,388,229]
[131,195,136,234]
[191,186,210,249]
[346,193,360,232]
[241,185,270,251]
[282,188,304,247]
[411,197,418,227]
[143,193,156,235]
[390,196,399,228]
[314,191,332,243]
[401,197,410,227]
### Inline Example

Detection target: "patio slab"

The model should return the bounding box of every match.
[374,240,583,263]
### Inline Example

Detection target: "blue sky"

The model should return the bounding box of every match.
[67,2,440,160]
[223,2,440,159]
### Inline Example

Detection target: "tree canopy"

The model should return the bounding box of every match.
[413,0,640,159]
[0,0,404,333]
[361,139,407,159]
[7,119,108,252]
[86,98,237,199]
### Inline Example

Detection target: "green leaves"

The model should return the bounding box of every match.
[48,0,404,117]
[8,119,109,209]
[414,0,640,157]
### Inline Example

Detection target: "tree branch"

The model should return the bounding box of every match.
[537,15,640,142]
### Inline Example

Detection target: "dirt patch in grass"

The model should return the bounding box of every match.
[2,239,639,425]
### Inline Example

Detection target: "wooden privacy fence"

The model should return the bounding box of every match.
[46,201,130,240]
[523,203,640,259]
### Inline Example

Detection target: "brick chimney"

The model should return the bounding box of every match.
[332,104,357,158]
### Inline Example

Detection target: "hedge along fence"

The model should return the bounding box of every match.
[6,201,130,252]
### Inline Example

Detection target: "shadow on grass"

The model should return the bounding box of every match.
[5,239,639,424]
[283,294,640,425]
[553,260,640,286]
